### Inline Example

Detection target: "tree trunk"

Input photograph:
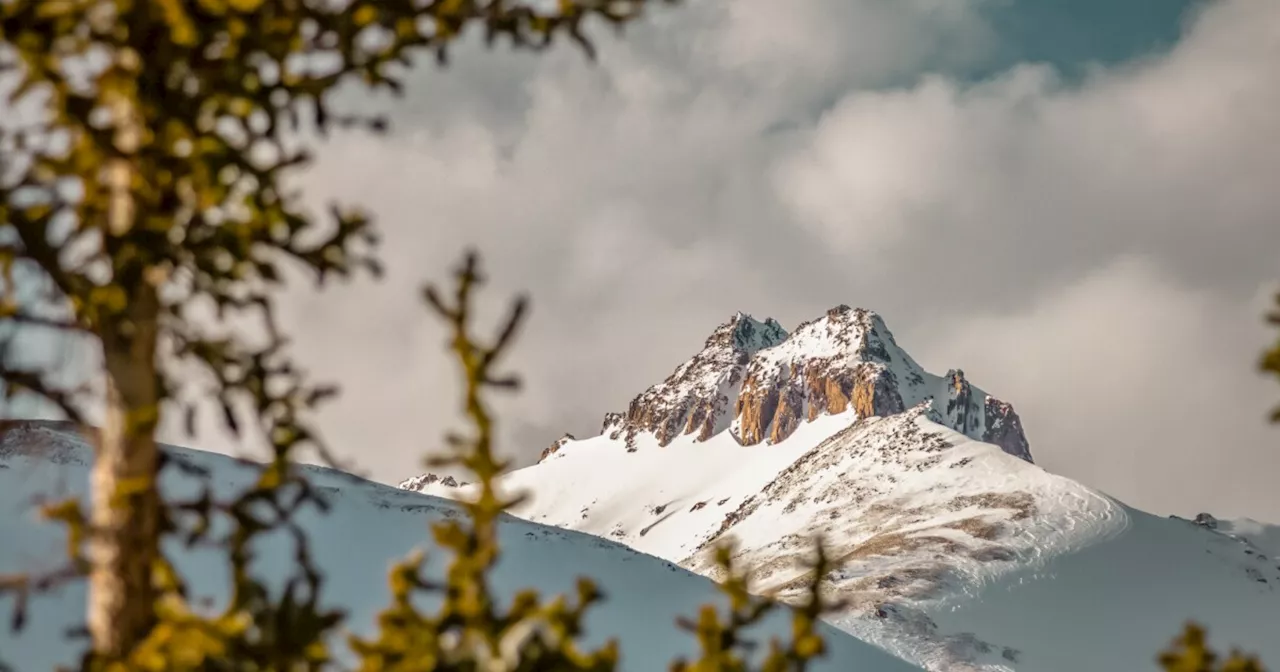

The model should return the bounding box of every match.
[88,280,161,659]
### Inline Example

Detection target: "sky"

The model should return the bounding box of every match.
[6,0,1278,521]
[212,0,1280,522]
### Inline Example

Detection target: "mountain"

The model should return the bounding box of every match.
[0,421,917,671]
[404,307,1280,671]
[593,307,1030,461]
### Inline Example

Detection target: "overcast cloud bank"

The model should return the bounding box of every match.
[142,0,1280,521]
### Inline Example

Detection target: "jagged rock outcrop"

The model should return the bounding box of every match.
[620,313,787,446]
[850,364,906,420]
[539,433,576,462]
[734,307,907,445]
[589,304,1034,462]
[601,413,624,438]
[938,369,981,436]
[402,305,1032,492]
[398,472,469,493]
[982,398,1032,462]
[943,370,973,431]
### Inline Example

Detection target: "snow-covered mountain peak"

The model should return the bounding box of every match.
[483,391,1280,670]
[397,471,469,491]
[489,393,1280,670]
[566,305,1032,461]
[711,311,789,353]
[764,304,895,362]
[388,304,1280,671]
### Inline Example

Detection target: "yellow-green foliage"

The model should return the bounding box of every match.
[668,541,839,672]
[1159,623,1266,672]
[348,253,620,671]
[1261,292,1280,422]
[0,0,841,665]
[0,0,677,668]
[2,252,845,671]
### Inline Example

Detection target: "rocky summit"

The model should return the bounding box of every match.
[612,312,787,447]
[589,305,1031,462]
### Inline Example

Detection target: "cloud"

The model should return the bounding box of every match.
[914,256,1280,520]
[160,0,1280,522]
[766,0,1280,517]
[777,0,1280,315]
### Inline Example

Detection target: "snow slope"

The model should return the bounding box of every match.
[484,411,1280,671]
[1186,514,1280,559]
[0,422,919,672]
[405,307,1280,670]
[918,507,1280,671]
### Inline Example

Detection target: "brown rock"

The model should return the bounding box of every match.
[684,393,735,442]
[617,313,787,447]
[736,359,904,446]
[539,433,576,463]
[735,382,780,445]
[398,472,470,492]
[767,384,805,444]
[850,364,905,419]
[557,305,1033,462]
[601,412,624,437]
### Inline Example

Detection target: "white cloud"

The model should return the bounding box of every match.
[914,256,1280,520]
[775,0,1280,306]
[706,0,993,96]
[154,0,1280,521]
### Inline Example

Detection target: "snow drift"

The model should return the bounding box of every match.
[0,422,917,671]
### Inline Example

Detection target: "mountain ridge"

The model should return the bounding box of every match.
[399,304,1280,671]
[519,305,1031,464]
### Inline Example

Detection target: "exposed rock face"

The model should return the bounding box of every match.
[939,369,978,436]
[539,433,576,463]
[734,307,907,445]
[601,413,624,438]
[982,398,1032,462]
[850,364,906,420]
[735,361,908,445]
[398,472,468,493]
[401,305,1032,497]
[929,369,1031,461]
[592,304,1034,462]
[620,313,787,447]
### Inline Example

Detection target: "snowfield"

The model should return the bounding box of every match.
[473,411,1280,671]
[918,506,1280,671]
[0,423,918,672]
[404,307,1280,671]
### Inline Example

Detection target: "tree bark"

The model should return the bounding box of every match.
[88,280,161,659]
[85,73,162,660]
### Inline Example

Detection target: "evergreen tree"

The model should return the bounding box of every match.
[1,3,840,669]
[0,0,668,662]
